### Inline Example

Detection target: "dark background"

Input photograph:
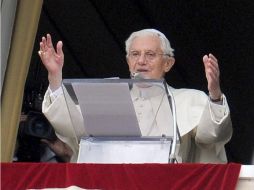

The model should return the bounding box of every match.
[25,0,254,164]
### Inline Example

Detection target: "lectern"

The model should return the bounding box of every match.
[62,78,179,163]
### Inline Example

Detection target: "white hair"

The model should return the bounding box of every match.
[125,29,174,57]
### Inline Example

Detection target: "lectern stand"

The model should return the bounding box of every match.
[62,78,179,163]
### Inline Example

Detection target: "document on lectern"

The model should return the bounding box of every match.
[71,82,141,137]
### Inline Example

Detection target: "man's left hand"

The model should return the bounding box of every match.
[203,53,222,100]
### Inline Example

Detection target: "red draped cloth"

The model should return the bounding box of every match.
[1,163,240,190]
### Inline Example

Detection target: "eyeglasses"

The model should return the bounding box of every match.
[128,51,170,61]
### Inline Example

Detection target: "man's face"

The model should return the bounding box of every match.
[127,35,174,79]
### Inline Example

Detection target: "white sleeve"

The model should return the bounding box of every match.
[48,86,63,102]
[208,94,229,123]
[195,94,232,145]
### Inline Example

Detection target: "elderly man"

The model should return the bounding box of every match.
[39,29,232,163]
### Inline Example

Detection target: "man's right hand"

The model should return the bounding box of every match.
[38,34,64,91]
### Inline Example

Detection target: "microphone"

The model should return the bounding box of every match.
[130,72,150,88]
[130,72,147,79]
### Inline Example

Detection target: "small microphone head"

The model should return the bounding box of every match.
[130,72,146,79]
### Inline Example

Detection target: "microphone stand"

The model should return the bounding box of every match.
[163,80,179,163]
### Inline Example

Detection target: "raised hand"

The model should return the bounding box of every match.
[203,53,222,100]
[38,34,64,91]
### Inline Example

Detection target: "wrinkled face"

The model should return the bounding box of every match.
[127,35,174,79]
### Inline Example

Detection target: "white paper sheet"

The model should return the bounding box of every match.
[72,82,141,137]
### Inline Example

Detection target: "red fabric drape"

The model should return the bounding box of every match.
[1,163,241,190]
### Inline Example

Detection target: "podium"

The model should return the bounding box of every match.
[62,78,180,163]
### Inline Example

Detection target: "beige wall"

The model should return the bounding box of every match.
[1,0,18,93]
[1,0,43,162]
